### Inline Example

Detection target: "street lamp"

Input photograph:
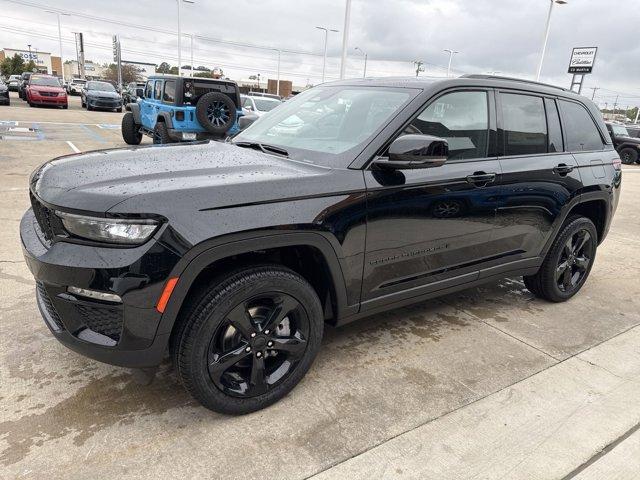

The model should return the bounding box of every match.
[316,26,339,83]
[339,0,352,80]
[177,0,195,76]
[536,0,568,81]
[443,49,459,77]
[354,47,367,78]
[45,11,70,77]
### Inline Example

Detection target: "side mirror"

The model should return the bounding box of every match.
[238,115,257,130]
[375,134,448,169]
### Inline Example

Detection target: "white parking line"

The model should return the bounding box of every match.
[12,120,119,127]
[66,141,81,153]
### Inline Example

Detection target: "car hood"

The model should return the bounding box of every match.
[618,135,640,145]
[87,90,120,98]
[30,85,64,93]
[31,141,349,213]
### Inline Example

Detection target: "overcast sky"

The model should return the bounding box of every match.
[1,0,639,108]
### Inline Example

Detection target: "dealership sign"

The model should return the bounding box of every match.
[568,47,597,74]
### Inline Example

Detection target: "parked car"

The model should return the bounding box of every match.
[81,80,123,112]
[22,75,621,414]
[18,72,32,100]
[122,81,145,104]
[605,122,640,164]
[247,91,282,100]
[241,94,282,117]
[0,80,9,105]
[121,75,243,144]
[25,75,67,109]
[7,74,21,92]
[67,78,87,95]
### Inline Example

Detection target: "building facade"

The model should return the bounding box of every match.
[1,48,62,76]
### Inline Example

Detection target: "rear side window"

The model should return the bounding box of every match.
[163,80,176,103]
[145,81,153,99]
[500,93,547,156]
[154,81,163,100]
[545,98,563,153]
[559,100,603,152]
[404,90,489,160]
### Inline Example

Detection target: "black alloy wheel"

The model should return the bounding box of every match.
[555,229,594,294]
[619,147,638,165]
[524,215,597,302]
[195,92,237,135]
[208,293,309,398]
[171,266,323,414]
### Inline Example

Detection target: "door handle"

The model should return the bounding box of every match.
[553,163,574,175]
[466,172,496,186]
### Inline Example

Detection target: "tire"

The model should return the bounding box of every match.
[523,215,597,302]
[195,92,237,135]
[62,104,68,109]
[619,148,638,165]
[152,121,173,144]
[87,104,93,111]
[116,107,123,113]
[121,112,142,145]
[171,266,324,414]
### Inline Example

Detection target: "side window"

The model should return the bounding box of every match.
[500,93,547,156]
[154,81,163,100]
[545,98,563,153]
[144,81,153,99]
[559,100,604,152]
[403,91,488,160]
[163,80,176,103]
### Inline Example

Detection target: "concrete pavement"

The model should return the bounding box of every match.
[1,92,639,479]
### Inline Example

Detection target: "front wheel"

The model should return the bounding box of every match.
[171,266,324,414]
[121,112,142,145]
[619,148,638,165]
[524,216,597,302]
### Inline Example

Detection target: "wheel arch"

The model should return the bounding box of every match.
[125,103,142,124]
[156,232,353,338]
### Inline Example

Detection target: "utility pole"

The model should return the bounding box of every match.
[536,0,568,81]
[112,35,122,91]
[612,95,619,116]
[354,47,367,78]
[588,86,599,101]
[276,49,281,97]
[339,0,352,79]
[176,0,195,76]
[316,27,339,83]
[634,108,639,124]
[190,34,194,77]
[413,60,424,77]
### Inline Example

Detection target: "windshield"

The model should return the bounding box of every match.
[87,81,115,92]
[30,77,61,87]
[253,98,281,112]
[611,124,629,136]
[72,79,86,84]
[234,86,414,166]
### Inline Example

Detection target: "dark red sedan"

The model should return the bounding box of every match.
[26,75,68,109]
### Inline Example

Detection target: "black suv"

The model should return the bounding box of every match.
[21,75,621,414]
[605,122,640,164]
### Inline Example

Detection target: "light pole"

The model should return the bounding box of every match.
[536,0,567,81]
[339,0,352,79]
[177,0,195,76]
[316,26,339,83]
[444,49,459,77]
[275,49,281,97]
[45,11,70,77]
[354,47,367,78]
[190,34,194,77]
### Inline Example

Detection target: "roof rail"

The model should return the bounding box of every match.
[461,74,568,92]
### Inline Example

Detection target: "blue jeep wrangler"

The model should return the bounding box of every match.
[121,75,243,144]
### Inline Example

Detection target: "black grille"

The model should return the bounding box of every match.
[75,303,124,342]
[30,194,56,242]
[36,281,64,330]
[39,91,58,97]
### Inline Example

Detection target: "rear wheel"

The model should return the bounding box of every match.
[152,122,173,144]
[171,266,323,414]
[524,216,597,302]
[619,148,638,165]
[121,112,142,145]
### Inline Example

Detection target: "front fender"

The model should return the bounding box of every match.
[154,231,355,337]
[126,103,141,124]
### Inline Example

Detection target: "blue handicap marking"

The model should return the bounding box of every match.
[97,124,120,130]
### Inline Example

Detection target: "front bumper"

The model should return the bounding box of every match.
[29,93,67,106]
[20,207,180,368]
[87,97,122,109]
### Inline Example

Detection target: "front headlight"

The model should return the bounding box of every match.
[56,212,160,245]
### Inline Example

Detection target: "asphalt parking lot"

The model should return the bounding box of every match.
[1,91,639,480]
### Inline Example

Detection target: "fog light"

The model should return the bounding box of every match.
[68,286,122,303]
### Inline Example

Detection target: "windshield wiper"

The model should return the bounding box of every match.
[234,141,289,157]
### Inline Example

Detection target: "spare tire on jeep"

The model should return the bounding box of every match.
[195,92,237,135]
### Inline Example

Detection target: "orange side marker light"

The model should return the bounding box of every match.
[156,277,179,313]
